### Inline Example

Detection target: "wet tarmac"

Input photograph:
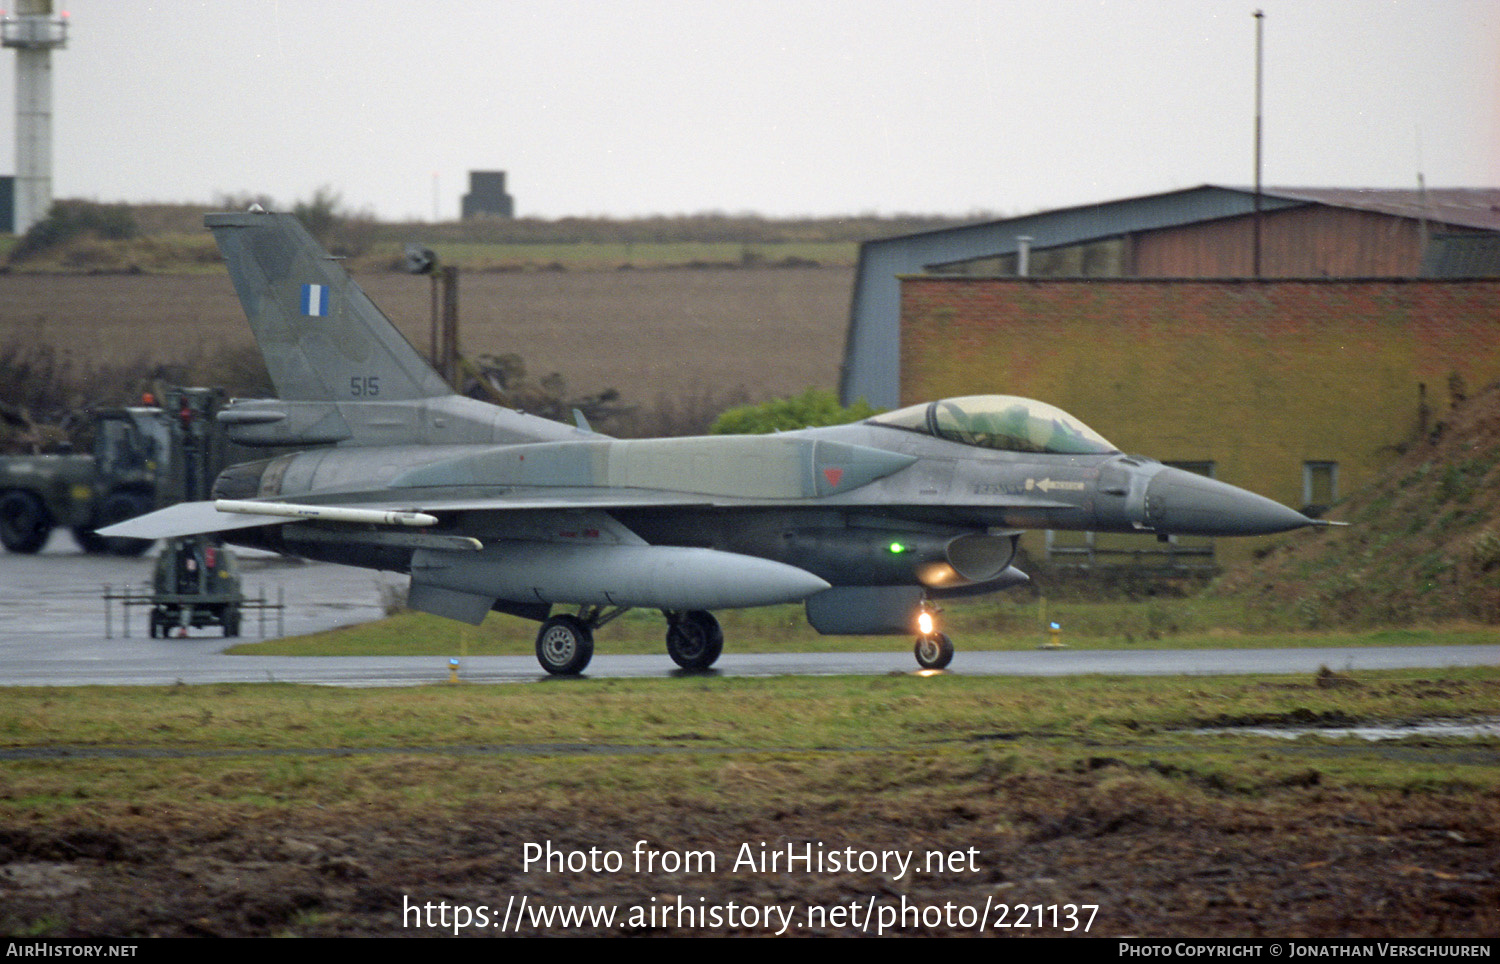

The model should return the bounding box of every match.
[1,530,392,684]
[2,531,1498,687]
[6,533,391,637]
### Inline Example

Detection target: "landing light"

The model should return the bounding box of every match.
[916,610,935,636]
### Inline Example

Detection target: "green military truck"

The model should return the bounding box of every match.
[0,405,167,555]
[0,387,234,556]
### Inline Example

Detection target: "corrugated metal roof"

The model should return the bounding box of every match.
[1262,187,1500,232]
[843,185,1301,406]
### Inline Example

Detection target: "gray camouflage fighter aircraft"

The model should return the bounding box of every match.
[105,209,1329,674]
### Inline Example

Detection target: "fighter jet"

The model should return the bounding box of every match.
[106,209,1328,674]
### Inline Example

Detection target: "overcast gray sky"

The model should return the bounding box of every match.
[4,0,1496,221]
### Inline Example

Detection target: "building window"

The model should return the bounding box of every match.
[1303,461,1338,517]
[1167,461,1217,479]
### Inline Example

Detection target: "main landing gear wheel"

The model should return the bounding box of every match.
[535,615,594,676]
[914,632,954,670]
[665,610,723,670]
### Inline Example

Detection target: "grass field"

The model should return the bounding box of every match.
[1,669,1496,936]
[0,265,854,429]
[3,669,1497,765]
[412,240,858,271]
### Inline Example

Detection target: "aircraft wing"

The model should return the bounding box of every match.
[97,490,722,541]
[102,483,1079,542]
[99,500,293,540]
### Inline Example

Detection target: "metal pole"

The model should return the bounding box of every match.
[1253,9,1264,279]
[442,266,459,388]
[429,273,440,370]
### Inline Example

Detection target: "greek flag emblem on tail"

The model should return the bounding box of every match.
[301,283,330,317]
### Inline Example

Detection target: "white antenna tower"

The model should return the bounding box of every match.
[2,0,68,234]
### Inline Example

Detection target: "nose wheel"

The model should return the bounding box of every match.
[913,603,953,669]
[914,632,954,670]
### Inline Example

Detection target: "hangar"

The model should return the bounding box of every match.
[841,186,1500,569]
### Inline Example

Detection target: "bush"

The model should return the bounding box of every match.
[9,201,139,263]
[710,388,882,434]
[292,187,346,241]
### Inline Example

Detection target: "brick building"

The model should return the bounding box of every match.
[900,275,1500,566]
[838,186,1500,569]
[844,186,1500,409]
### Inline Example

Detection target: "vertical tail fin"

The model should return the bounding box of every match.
[206,210,451,402]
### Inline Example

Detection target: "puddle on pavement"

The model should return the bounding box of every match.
[1195,717,1500,740]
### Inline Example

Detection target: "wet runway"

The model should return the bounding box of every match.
[1,531,391,684]
[2,534,1497,687]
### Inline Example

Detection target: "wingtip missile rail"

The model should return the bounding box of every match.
[214,499,439,528]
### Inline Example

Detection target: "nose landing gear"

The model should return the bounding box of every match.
[913,603,953,670]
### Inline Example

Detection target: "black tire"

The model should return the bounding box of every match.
[0,491,53,554]
[535,615,594,675]
[75,492,154,557]
[914,632,954,670]
[665,610,724,670]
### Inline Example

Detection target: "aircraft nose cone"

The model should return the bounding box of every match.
[1146,467,1315,536]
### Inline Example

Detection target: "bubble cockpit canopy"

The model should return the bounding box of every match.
[867,395,1119,456]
